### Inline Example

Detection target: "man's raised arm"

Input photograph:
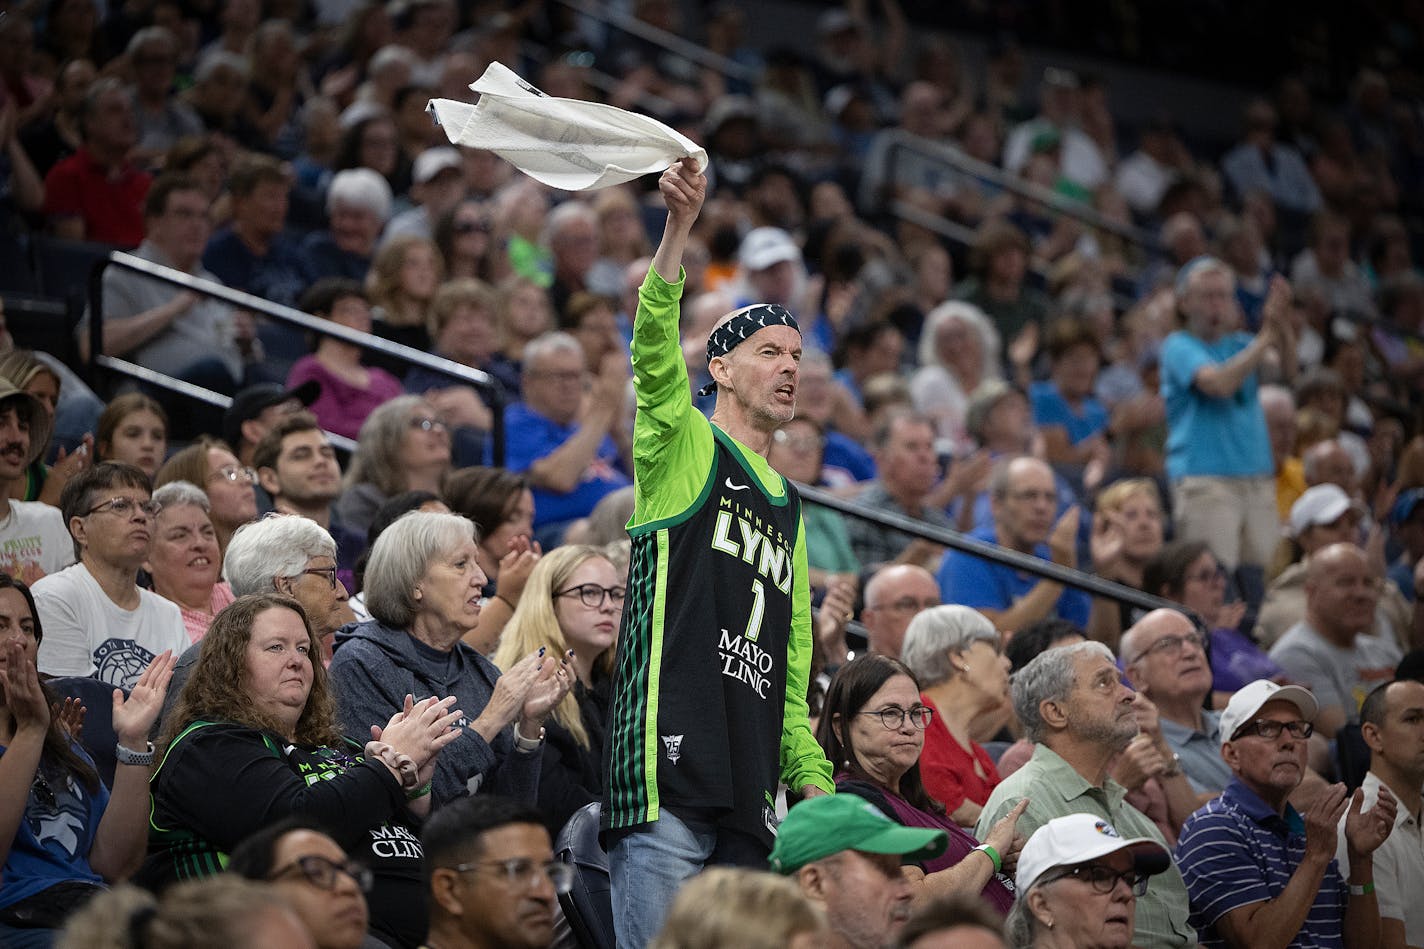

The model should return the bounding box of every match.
[651,156,706,285]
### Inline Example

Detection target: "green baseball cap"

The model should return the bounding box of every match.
[768,794,948,875]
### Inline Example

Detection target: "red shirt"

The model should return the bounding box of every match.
[42,147,151,247]
[918,693,1001,812]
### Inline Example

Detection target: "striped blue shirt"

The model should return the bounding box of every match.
[1175,778,1346,948]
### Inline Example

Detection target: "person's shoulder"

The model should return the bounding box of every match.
[4,499,65,529]
[138,587,185,619]
[31,563,85,595]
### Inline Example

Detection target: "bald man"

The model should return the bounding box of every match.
[1269,543,1403,738]
[861,564,941,658]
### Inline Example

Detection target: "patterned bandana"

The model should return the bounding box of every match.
[698,304,801,396]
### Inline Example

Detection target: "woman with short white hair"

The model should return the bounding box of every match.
[326,510,571,806]
[147,480,234,643]
[902,605,1011,827]
[910,301,1003,455]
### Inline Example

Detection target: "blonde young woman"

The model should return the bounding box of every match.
[493,544,621,836]
[366,233,443,355]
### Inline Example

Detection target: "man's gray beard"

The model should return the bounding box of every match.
[1072,713,1139,753]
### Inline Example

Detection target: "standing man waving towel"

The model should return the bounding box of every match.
[603,157,833,947]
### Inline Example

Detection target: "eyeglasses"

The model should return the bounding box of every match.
[1130,632,1205,663]
[772,430,824,452]
[291,566,338,590]
[530,369,586,384]
[86,496,162,518]
[858,704,934,730]
[555,584,626,609]
[1045,863,1149,897]
[409,416,448,433]
[269,855,374,893]
[1185,566,1226,585]
[450,858,575,894]
[1007,489,1056,504]
[868,597,940,615]
[210,465,257,484]
[1231,719,1314,742]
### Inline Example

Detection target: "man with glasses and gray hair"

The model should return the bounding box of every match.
[1175,679,1396,948]
[976,640,1197,948]
[1120,608,1231,795]
[33,461,187,688]
[421,794,571,949]
[861,563,941,659]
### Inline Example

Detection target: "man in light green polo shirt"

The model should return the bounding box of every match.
[976,640,1199,948]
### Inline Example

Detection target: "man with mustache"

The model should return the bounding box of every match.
[1175,679,1396,948]
[0,381,72,583]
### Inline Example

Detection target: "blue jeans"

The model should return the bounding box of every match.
[607,808,767,949]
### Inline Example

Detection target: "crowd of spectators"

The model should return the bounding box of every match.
[0,0,1423,946]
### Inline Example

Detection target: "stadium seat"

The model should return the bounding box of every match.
[46,676,126,789]
[554,802,614,949]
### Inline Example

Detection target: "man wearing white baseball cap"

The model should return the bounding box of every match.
[1256,481,1413,648]
[1006,812,1172,949]
[1175,678,1397,948]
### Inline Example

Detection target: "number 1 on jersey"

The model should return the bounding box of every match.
[744,579,765,642]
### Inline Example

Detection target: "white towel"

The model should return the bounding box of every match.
[427,62,709,192]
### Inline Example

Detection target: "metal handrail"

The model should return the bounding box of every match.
[552,0,756,82]
[86,251,506,465]
[881,130,1163,254]
[95,355,360,454]
[796,481,1199,623]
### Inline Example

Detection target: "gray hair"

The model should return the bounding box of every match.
[540,199,597,248]
[345,395,433,496]
[223,514,338,595]
[988,454,1046,501]
[152,480,210,514]
[368,43,417,76]
[365,511,476,628]
[1012,640,1114,743]
[126,25,177,58]
[195,50,249,85]
[916,301,1002,376]
[1005,899,1036,948]
[523,331,583,371]
[327,168,392,221]
[901,605,999,688]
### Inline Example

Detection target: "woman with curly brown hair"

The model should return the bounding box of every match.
[139,593,462,948]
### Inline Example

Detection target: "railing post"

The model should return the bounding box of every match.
[85,257,109,392]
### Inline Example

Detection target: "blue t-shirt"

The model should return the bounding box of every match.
[0,745,109,910]
[501,402,630,527]
[202,229,312,309]
[1030,380,1108,445]
[298,231,371,283]
[823,431,877,484]
[937,526,1090,626]
[1160,330,1272,480]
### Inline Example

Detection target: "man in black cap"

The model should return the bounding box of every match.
[223,380,320,470]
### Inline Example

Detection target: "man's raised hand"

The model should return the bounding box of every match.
[659,156,706,227]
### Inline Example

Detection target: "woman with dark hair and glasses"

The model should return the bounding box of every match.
[1005,812,1171,949]
[493,545,621,836]
[1143,538,1286,695]
[0,572,174,946]
[327,512,571,813]
[816,654,1023,915]
[228,817,372,949]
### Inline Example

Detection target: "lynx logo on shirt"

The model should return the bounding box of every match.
[709,498,793,594]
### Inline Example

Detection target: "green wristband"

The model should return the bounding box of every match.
[974,843,1002,874]
[405,780,432,801]
[1349,882,1375,896]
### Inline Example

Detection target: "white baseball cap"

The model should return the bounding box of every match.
[1218,679,1319,749]
[739,227,801,272]
[1016,813,1171,894]
[412,147,463,185]
[1288,484,1365,539]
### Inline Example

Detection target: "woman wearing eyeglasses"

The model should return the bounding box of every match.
[493,545,621,836]
[334,396,451,539]
[817,654,1023,916]
[143,592,461,949]
[327,511,571,814]
[228,817,372,949]
[155,438,258,556]
[1005,812,1171,949]
[0,572,174,945]
[144,481,234,644]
